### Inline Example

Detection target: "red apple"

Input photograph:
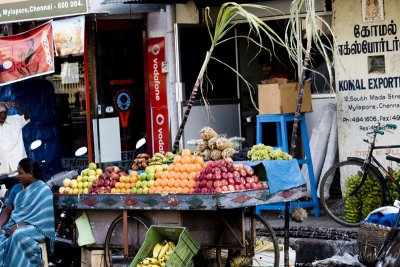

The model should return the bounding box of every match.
[206,167,213,174]
[209,188,215,193]
[214,173,222,180]
[106,166,113,173]
[99,173,107,180]
[244,166,254,176]
[220,166,227,173]
[213,180,222,188]
[221,185,228,192]
[251,183,259,189]
[97,179,105,187]
[257,183,264,189]
[214,187,222,193]
[246,177,254,184]
[195,181,200,188]
[227,178,235,185]
[201,188,209,194]
[227,172,233,179]
[205,161,213,168]
[221,179,228,186]
[239,170,247,177]
[194,188,201,193]
[245,183,252,190]
[207,180,214,189]
[252,175,259,183]
[206,173,213,180]
[224,158,233,165]
[221,172,228,179]
[111,173,120,181]
[200,180,207,188]
[92,180,99,187]
[228,185,235,192]
[112,166,120,173]
[195,173,200,181]
[104,179,111,187]
[211,161,219,168]
[212,167,221,175]
[239,184,246,190]
[110,180,117,188]
[234,185,240,191]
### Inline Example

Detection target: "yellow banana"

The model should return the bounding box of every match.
[157,241,170,261]
[149,258,160,265]
[142,257,151,265]
[167,241,176,251]
[152,242,163,258]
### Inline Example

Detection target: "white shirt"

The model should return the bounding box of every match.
[0,115,30,173]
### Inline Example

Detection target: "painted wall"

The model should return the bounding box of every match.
[333,0,400,162]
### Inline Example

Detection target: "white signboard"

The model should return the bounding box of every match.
[333,0,400,163]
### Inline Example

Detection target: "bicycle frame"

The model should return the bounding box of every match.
[348,125,400,198]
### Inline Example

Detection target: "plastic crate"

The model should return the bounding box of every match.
[130,226,200,267]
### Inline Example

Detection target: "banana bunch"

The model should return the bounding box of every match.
[148,153,167,166]
[132,153,150,170]
[137,240,176,267]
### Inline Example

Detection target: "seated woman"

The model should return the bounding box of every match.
[0,158,55,267]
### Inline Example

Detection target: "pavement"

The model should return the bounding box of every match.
[261,209,361,266]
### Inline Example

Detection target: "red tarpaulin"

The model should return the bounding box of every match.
[0,21,54,86]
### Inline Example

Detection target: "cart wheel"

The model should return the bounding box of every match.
[216,213,279,267]
[104,215,149,267]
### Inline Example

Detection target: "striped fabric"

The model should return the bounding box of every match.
[0,180,55,267]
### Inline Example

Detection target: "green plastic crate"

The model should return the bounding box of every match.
[130,226,200,267]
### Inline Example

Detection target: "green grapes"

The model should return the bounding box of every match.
[247,144,292,161]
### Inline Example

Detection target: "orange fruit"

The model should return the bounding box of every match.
[194,156,204,165]
[187,180,195,188]
[189,188,195,194]
[174,163,182,172]
[174,180,182,188]
[125,183,131,190]
[182,187,190,194]
[162,186,171,193]
[180,179,188,188]
[160,179,168,187]
[149,187,156,194]
[155,186,163,193]
[188,172,196,181]
[120,188,127,194]
[174,172,182,180]
[154,179,161,187]
[180,164,187,173]
[167,164,174,171]
[167,178,176,187]
[167,171,176,179]
[169,187,177,193]
[190,155,196,163]
[155,172,162,179]
[181,156,191,165]
[176,187,183,194]
[161,171,168,180]
[181,149,192,157]
[181,172,189,180]
[174,155,182,164]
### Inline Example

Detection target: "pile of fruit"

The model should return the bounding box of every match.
[148,152,175,166]
[194,158,265,193]
[58,162,102,194]
[153,149,203,194]
[132,153,151,170]
[195,127,236,161]
[131,165,164,194]
[137,240,176,267]
[247,144,292,161]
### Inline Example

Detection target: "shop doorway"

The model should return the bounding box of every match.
[93,19,147,169]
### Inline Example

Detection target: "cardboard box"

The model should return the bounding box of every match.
[258,82,312,114]
[81,248,105,267]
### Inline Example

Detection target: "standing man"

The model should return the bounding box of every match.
[0,102,30,174]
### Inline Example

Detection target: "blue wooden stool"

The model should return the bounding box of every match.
[255,113,320,217]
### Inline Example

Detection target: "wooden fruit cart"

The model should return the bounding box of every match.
[54,183,307,267]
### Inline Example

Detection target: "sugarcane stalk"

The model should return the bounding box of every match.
[172,49,213,153]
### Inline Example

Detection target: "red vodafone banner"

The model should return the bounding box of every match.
[148,37,169,154]
[0,21,54,86]
[151,107,169,154]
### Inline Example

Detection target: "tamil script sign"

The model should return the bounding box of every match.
[0,0,88,24]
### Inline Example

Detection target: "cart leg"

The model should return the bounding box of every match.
[123,210,128,257]
[284,202,290,267]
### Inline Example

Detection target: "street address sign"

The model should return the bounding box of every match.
[0,0,88,24]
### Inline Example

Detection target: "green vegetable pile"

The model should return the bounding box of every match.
[247,144,292,161]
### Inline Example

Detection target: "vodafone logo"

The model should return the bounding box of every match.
[152,44,160,55]
[156,114,164,125]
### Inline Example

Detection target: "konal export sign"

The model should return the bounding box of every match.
[0,0,88,24]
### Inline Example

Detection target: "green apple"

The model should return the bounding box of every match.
[147,180,155,188]
[70,180,78,189]
[58,186,66,194]
[137,188,143,194]
[142,187,149,194]
[162,164,168,171]
[63,178,71,187]
[83,188,89,194]
[77,188,83,194]
[87,176,95,182]
[155,165,163,173]
[87,182,93,188]
[96,168,103,175]
[72,188,79,194]
[83,182,89,188]
[147,173,155,181]
[89,162,97,170]
[141,181,148,188]
[76,176,83,183]
[131,188,138,194]
[139,172,147,181]
[135,181,142,188]
[81,169,89,177]
[77,182,84,189]
[67,188,74,194]
[88,169,96,177]
[145,166,156,174]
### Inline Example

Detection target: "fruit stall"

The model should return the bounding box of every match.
[53,127,308,267]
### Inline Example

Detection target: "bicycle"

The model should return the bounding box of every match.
[374,154,400,267]
[319,122,400,227]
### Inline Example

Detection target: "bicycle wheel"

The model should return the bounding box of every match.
[375,229,400,267]
[216,213,280,267]
[104,215,149,267]
[319,160,385,227]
